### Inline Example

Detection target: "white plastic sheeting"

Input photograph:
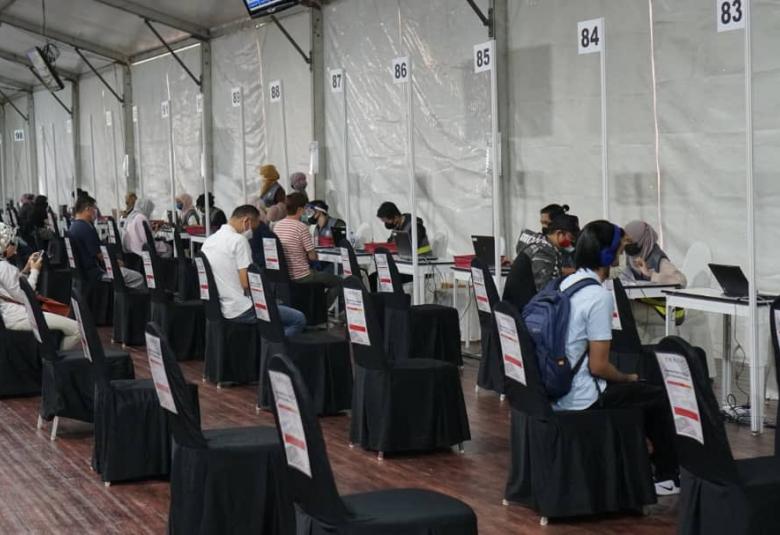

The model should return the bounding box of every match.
[132,46,202,219]
[323,0,492,252]
[78,69,126,213]
[34,86,75,209]
[2,96,34,202]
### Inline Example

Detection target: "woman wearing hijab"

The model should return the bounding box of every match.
[176,193,199,227]
[622,220,686,286]
[258,164,287,223]
[290,171,308,201]
[122,198,172,258]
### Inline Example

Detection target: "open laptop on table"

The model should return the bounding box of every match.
[708,264,775,301]
[393,231,436,262]
[471,235,496,268]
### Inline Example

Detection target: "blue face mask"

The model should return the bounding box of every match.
[176,202,183,210]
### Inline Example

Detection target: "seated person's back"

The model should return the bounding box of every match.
[274,200,314,281]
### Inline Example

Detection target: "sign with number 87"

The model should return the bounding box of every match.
[577,18,604,55]
[717,0,745,32]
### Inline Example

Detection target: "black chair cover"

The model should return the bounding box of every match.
[144,322,294,535]
[472,257,504,395]
[37,255,72,304]
[343,276,470,454]
[198,254,259,385]
[105,216,126,263]
[654,336,780,535]
[105,244,150,346]
[375,251,462,366]
[771,297,780,456]
[497,301,656,520]
[142,220,177,293]
[268,354,478,534]
[0,312,45,397]
[71,290,172,483]
[17,278,134,424]
[173,226,199,300]
[252,266,352,415]
[502,252,537,310]
[66,236,114,326]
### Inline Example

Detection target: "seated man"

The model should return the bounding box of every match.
[376,201,432,255]
[274,193,341,307]
[68,195,145,290]
[515,213,580,291]
[202,205,306,336]
[196,193,228,230]
[307,200,346,244]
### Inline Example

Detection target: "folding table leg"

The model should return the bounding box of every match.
[49,417,59,441]
[721,315,732,406]
[36,415,44,430]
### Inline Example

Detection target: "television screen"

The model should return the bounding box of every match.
[27,47,65,92]
[243,0,299,18]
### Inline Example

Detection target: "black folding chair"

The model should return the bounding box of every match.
[66,236,114,326]
[104,244,149,346]
[0,311,44,397]
[502,252,537,310]
[472,257,504,397]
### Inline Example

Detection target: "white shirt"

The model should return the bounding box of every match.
[553,269,612,412]
[0,260,39,326]
[201,225,253,320]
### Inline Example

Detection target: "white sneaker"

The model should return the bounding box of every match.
[654,479,680,496]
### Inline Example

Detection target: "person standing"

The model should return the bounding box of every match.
[258,164,287,223]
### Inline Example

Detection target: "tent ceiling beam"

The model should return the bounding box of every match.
[0,13,128,63]
[144,19,201,87]
[0,45,80,81]
[0,0,18,14]
[74,47,123,103]
[27,66,72,115]
[0,87,28,121]
[92,0,210,41]
[466,0,494,37]
[0,73,31,92]
[270,14,311,68]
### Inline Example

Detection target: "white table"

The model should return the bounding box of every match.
[316,247,373,269]
[621,282,680,300]
[663,288,775,433]
[451,266,510,349]
[396,258,454,305]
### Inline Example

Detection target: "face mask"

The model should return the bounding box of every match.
[242,228,253,240]
[176,202,183,210]
[625,243,642,257]
[308,215,318,225]
[384,222,395,230]
[541,226,550,236]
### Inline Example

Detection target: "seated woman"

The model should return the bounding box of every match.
[622,220,686,286]
[557,220,679,496]
[122,198,172,258]
[0,223,80,350]
[176,193,200,227]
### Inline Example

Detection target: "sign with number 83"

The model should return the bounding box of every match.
[717,0,745,32]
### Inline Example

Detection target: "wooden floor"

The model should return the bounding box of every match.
[0,330,774,535]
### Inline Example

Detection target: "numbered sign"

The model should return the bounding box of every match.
[100,246,114,280]
[196,93,203,114]
[269,370,311,477]
[195,257,209,300]
[132,105,138,123]
[107,221,116,244]
[375,253,394,293]
[269,80,282,103]
[344,288,370,346]
[64,238,76,269]
[145,332,178,414]
[578,18,604,55]
[263,238,280,270]
[717,0,745,32]
[105,110,113,127]
[71,298,92,362]
[392,56,410,84]
[657,352,703,445]
[231,87,242,108]
[141,251,156,289]
[473,40,494,74]
[248,272,270,322]
[330,68,344,93]
[603,279,622,331]
[161,100,170,119]
[495,311,527,386]
[13,130,24,142]
[471,267,492,313]
[340,248,353,277]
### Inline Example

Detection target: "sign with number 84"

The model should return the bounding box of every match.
[578,18,604,55]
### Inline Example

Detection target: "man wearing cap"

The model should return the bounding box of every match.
[307,200,346,242]
[515,213,581,291]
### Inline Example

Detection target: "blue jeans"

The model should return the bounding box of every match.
[279,305,306,337]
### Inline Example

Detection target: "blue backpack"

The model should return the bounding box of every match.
[521,276,600,400]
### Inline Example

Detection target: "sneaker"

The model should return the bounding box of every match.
[654,479,680,496]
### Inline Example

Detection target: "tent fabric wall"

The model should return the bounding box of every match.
[131,46,202,220]
[3,96,34,204]
[323,0,491,253]
[78,68,126,213]
[34,85,75,209]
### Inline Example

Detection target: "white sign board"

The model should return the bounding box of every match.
[100,246,114,280]
[132,105,138,123]
[263,238,280,270]
[141,251,156,289]
[196,93,203,114]
[330,68,344,93]
[578,17,604,55]
[269,80,282,103]
[657,352,704,445]
[495,311,527,386]
[269,370,311,477]
[161,100,170,119]
[471,267,492,313]
[717,0,745,32]
[13,129,24,142]
[603,279,622,331]
[70,298,92,362]
[248,272,271,322]
[65,119,72,134]
[105,110,113,127]
[473,40,494,74]
[392,56,410,84]
[64,238,76,269]
[145,332,177,414]
[344,287,370,346]
[340,247,353,277]
[375,253,394,293]
[107,221,116,244]
[195,257,209,300]
[231,87,242,108]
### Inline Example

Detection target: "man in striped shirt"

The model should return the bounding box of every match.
[274,193,341,307]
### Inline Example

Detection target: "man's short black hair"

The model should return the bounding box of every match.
[196,192,215,209]
[376,201,401,219]
[285,192,308,215]
[231,205,260,220]
[574,220,623,270]
[540,203,569,219]
[74,195,96,214]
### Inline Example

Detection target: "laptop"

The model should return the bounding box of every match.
[392,231,435,261]
[708,264,774,301]
[471,235,496,268]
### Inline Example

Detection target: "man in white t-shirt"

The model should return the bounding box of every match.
[202,205,305,334]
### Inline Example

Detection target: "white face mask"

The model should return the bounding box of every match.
[242,220,254,240]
